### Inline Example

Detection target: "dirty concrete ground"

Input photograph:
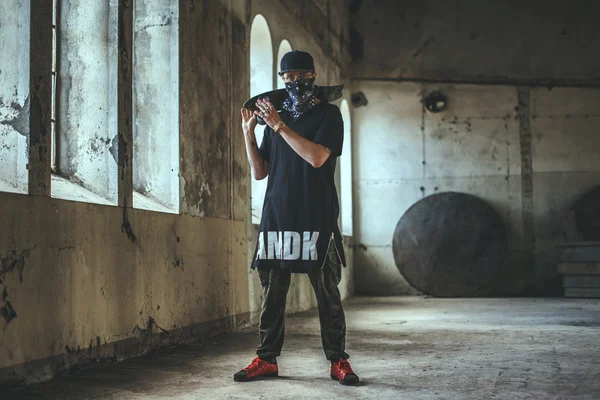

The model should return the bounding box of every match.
[6,297,600,400]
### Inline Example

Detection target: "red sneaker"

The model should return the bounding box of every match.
[233,357,279,382]
[330,358,359,386]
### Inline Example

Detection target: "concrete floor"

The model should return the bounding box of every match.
[6,297,600,400]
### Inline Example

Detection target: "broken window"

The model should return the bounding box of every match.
[250,14,273,224]
[340,99,353,236]
[132,0,180,214]
[51,0,119,205]
[0,0,30,194]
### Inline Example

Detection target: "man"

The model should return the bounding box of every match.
[234,50,359,386]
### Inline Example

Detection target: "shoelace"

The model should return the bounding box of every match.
[248,358,262,369]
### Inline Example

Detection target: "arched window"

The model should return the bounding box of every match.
[250,15,273,224]
[276,40,292,89]
[340,100,353,236]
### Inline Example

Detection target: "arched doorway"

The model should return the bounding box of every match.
[249,15,273,224]
[276,39,292,89]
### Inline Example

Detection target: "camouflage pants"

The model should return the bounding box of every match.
[256,240,349,362]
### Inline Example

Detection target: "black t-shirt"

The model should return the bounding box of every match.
[251,101,347,273]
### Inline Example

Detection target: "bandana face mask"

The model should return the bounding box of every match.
[283,77,317,120]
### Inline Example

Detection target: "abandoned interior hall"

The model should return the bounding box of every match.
[2,0,600,399]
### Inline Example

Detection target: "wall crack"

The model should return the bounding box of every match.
[121,197,137,243]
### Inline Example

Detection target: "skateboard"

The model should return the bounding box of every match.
[243,85,344,125]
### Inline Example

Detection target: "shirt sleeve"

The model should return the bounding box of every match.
[258,126,271,163]
[313,105,344,157]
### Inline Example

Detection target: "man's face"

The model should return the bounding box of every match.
[280,70,316,84]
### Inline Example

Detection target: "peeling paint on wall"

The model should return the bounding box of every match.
[0,247,35,329]
[181,175,212,218]
[172,256,184,270]
[1,285,16,328]
[0,96,29,137]
[108,134,118,165]
[1,300,17,326]
[0,248,33,284]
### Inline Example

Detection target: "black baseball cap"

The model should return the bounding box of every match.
[278,50,315,76]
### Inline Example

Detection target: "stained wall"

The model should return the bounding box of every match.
[350,0,600,295]
[0,0,353,384]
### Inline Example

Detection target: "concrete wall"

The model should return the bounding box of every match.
[351,0,600,84]
[353,81,525,295]
[350,1,600,295]
[0,194,249,382]
[530,87,600,293]
[0,0,352,385]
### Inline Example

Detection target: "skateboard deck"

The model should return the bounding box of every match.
[243,85,344,125]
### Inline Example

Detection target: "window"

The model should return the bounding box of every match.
[0,0,30,194]
[249,14,273,224]
[47,0,179,210]
[2,0,180,210]
[276,40,293,90]
[340,99,353,236]
[51,0,58,173]
[132,0,180,213]
[52,0,119,205]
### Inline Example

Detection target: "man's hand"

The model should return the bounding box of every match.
[241,107,268,180]
[252,98,331,168]
[254,98,283,131]
[241,107,258,134]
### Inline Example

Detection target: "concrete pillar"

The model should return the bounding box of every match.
[118,0,133,208]
[28,0,53,196]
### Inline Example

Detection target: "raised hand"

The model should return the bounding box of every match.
[241,107,257,134]
[254,98,283,131]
